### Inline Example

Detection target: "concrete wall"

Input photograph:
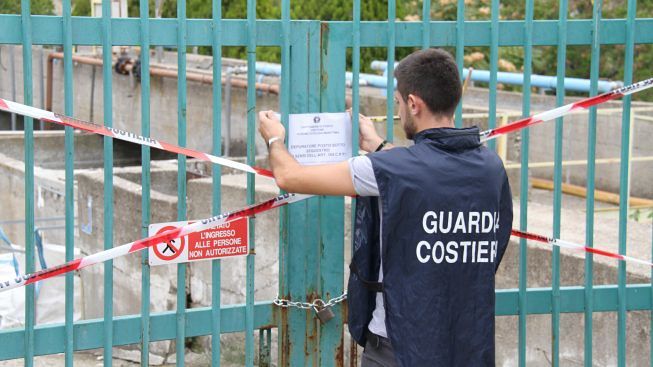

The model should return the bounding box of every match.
[365,87,653,199]
[0,152,68,247]
[0,45,277,157]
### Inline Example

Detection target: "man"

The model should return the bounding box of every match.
[258,48,513,366]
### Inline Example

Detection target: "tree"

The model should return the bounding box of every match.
[141,0,408,72]
[72,0,91,16]
[0,0,54,15]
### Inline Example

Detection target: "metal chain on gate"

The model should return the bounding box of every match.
[273,291,347,324]
[273,291,347,309]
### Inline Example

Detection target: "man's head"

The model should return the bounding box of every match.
[394,48,462,139]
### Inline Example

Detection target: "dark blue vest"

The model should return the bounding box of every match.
[348,127,513,367]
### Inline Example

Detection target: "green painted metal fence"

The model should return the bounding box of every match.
[0,0,652,366]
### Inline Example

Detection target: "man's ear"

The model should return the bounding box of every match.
[407,94,421,116]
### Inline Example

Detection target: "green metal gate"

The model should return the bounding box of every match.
[0,0,652,366]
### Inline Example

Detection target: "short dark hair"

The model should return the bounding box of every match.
[394,48,462,117]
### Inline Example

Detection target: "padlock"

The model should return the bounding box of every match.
[313,300,335,324]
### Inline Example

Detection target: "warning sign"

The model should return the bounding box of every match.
[148,217,249,266]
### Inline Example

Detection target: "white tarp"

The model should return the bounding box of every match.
[0,244,82,328]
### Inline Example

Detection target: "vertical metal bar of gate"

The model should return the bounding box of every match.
[350,3,361,364]
[487,0,499,151]
[211,0,223,364]
[618,0,637,365]
[516,0,533,366]
[585,1,602,365]
[139,0,153,364]
[20,0,35,364]
[351,0,361,153]
[101,0,115,364]
[454,0,464,127]
[516,0,533,365]
[278,2,291,363]
[176,0,188,364]
[319,21,347,367]
[386,0,395,142]
[422,0,430,49]
[554,0,569,365]
[62,0,75,365]
[245,0,257,364]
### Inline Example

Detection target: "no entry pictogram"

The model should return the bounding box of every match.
[152,225,186,261]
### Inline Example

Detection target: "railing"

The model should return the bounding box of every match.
[0,0,652,366]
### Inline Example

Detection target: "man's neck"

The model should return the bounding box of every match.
[416,114,455,131]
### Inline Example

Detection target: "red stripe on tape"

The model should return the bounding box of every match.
[571,92,620,110]
[254,166,274,178]
[24,258,82,286]
[0,98,8,111]
[53,114,107,135]
[511,229,550,244]
[487,117,539,139]
[159,141,208,161]
[129,226,184,253]
[584,246,625,261]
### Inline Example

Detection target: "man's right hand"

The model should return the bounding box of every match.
[349,111,385,153]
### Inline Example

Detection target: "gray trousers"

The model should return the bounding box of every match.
[361,333,399,367]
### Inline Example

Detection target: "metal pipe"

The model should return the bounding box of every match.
[46,52,103,112]
[0,216,68,225]
[225,70,233,156]
[46,52,279,112]
[255,61,389,89]
[38,46,45,130]
[9,45,16,130]
[371,60,623,93]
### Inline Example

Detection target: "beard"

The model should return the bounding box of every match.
[402,111,417,140]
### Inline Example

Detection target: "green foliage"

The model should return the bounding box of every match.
[0,0,54,15]
[72,0,91,16]
[132,0,409,71]
[425,0,653,101]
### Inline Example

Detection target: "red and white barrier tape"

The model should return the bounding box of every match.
[481,77,653,141]
[0,98,273,178]
[1,78,651,292]
[511,229,653,267]
[0,193,309,293]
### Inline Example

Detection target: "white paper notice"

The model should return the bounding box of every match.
[287,112,352,165]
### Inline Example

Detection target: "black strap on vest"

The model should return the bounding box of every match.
[349,263,384,292]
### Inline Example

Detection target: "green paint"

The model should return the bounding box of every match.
[139,0,152,364]
[20,0,35,365]
[176,0,188,365]
[101,1,114,365]
[454,0,464,127]
[518,1,533,365]
[618,1,637,365]
[386,0,395,142]
[2,17,653,47]
[487,0,499,151]
[584,1,602,366]
[422,0,430,49]
[211,0,223,365]
[245,0,257,364]
[62,0,75,366]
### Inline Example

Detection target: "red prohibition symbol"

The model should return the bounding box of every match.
[152,226,186,261]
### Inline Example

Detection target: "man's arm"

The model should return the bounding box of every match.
[258,110,357,196]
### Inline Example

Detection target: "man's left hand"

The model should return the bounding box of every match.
[258,110,286,144]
